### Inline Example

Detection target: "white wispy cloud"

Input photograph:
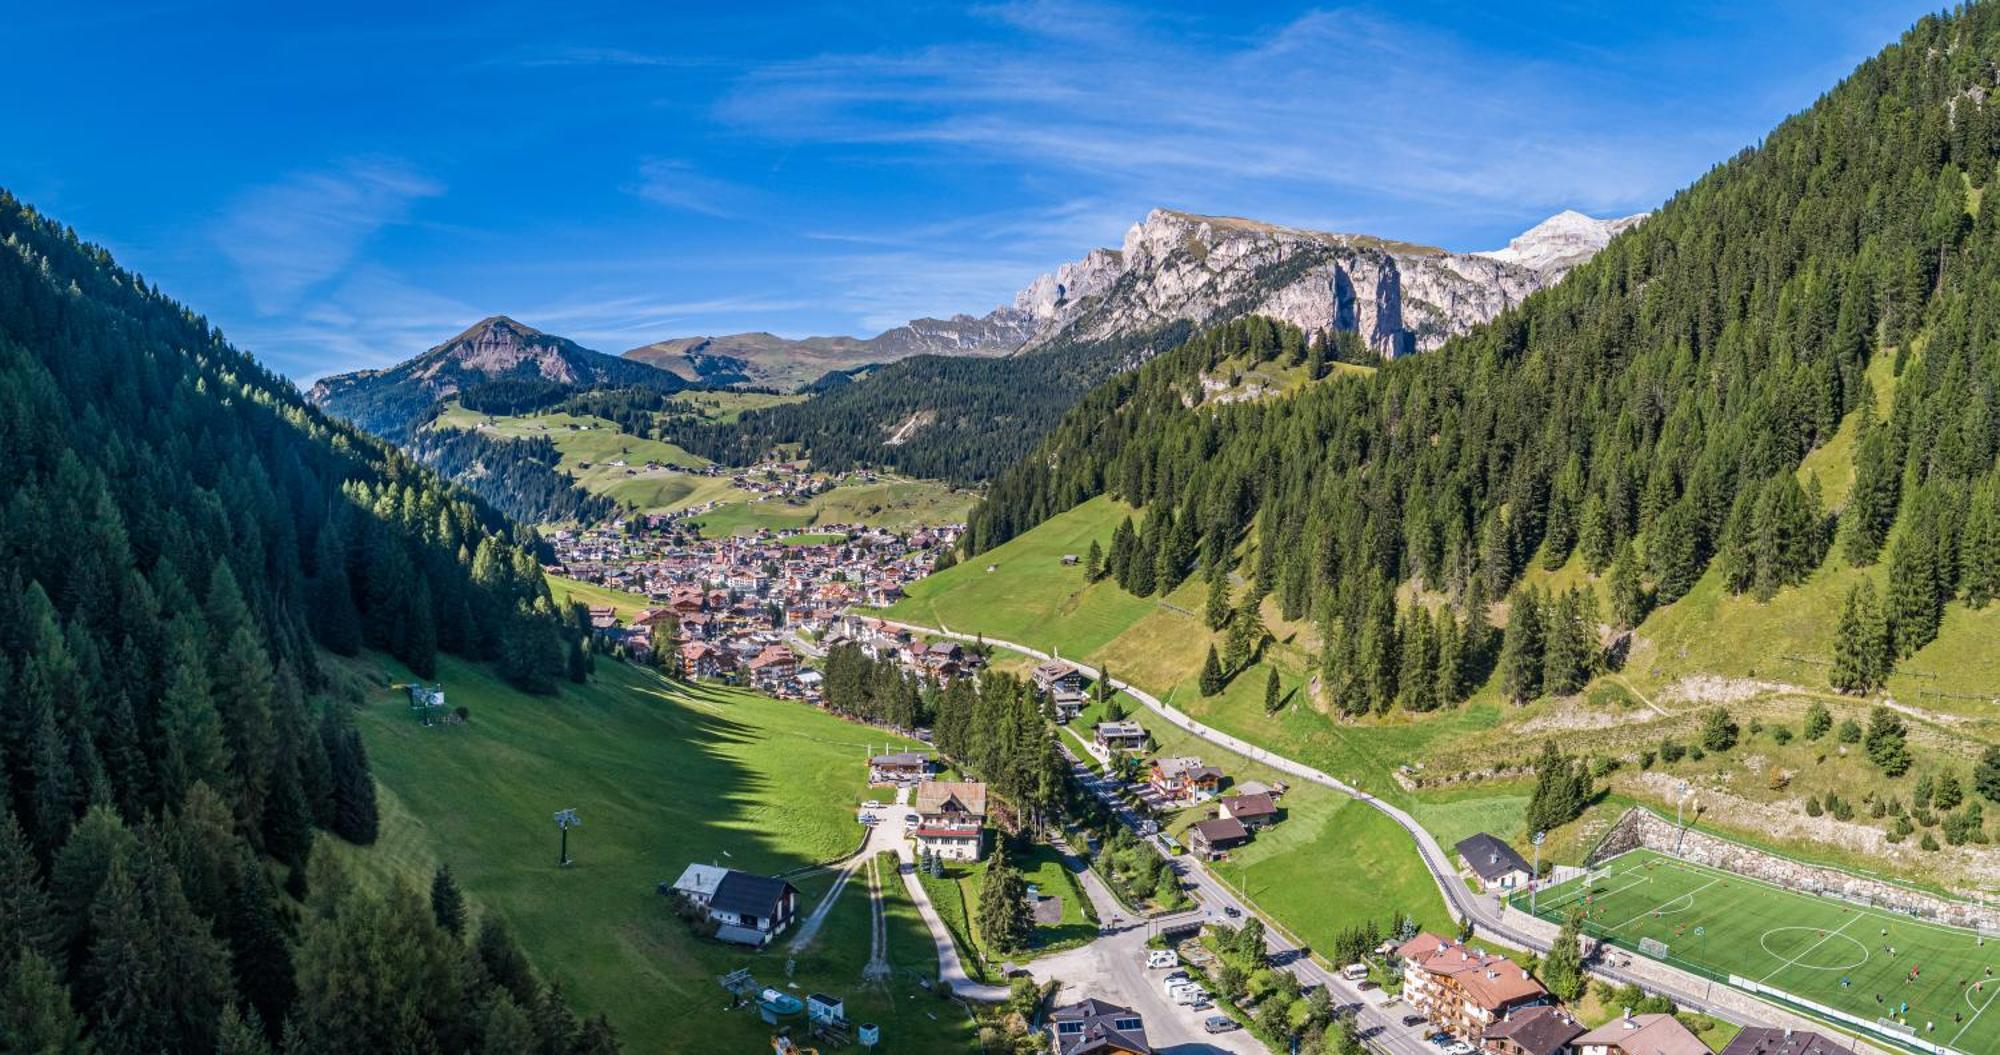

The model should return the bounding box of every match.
[714,4,1710,227]
[630,159,755,217]
[214,158,442,315]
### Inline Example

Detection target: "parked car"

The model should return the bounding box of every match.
[1223,906,1241,918]
[1145,949,1179,969]
[1203,1015,1239,1034]
[1402,1014,1427,1027]
[862,800,883,809]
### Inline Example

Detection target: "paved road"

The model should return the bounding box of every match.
[1054,748,1446,1055]
[871,790,1014,1002]
[865,614,1866,1049]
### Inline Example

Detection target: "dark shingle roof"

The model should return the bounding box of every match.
[1481,1006,1584,1055]
[1051,999,1150,1055]
[1455,832,1532,881]
[1718,1027,1842,1055]
[709,871,794,920]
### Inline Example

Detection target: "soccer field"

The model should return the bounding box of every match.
[1530,850,2000,1054]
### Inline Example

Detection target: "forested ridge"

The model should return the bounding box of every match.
[965,6,2000,715]
[673,322,1194,484]
[0,191,613,1052]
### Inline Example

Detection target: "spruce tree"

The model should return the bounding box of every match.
[1608,541,1647,631]
[1974,746,2000,806]
[975,842,1031,954]
[1263,667,1282,714]
[432,864,468,938]
[1803,700,1833,740]
[1497,589,1546,703]
[0,949,87,1055]
[1887,521,1943,658]
[1830,580,1890,694]
[1198,645,1225,697]
[0,808,58,964]
[1204,566,1232,631]
[1542,909,1587,1003]
[1863,706,1912,777]
[1084,539,1103,582]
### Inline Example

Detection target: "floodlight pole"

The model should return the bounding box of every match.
[1674,782,1693,857]
[553,808,581,867]
[1530,831,1545,917]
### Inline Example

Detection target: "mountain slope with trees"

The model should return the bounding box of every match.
[961,5,2000,718]
[0,190,608,1053]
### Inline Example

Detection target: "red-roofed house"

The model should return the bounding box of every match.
[1397,933,1550,1041]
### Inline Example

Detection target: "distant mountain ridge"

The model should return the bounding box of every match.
[631,208,1635,390]
[669,206,1639,483]
[309,314,683,437]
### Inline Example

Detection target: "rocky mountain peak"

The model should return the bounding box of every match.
[1477,209,1648,275]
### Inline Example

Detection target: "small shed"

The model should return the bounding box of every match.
[807,993,845,1026]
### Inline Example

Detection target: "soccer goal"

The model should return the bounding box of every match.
[1637,936,1670,959]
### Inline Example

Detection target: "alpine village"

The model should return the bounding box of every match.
[9,5,2000,1055]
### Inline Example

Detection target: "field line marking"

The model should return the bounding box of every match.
[1951,978,2000,1045]
[1758,912,1859,984]
[1612,875,1722,932]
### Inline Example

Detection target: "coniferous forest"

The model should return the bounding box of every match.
[0,192,611,1052]
[964,7,2000,714]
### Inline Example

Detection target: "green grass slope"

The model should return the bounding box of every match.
[333,653,967,1053]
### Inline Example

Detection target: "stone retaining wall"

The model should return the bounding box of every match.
[1588,807,2000,931]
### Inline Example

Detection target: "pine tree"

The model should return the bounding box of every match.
[1541,589,1592,696]
[217,1004,274,1055]
[1198,645,1225,697]
[432,864,468,938]
[1830,580,1890,694]
[1887,518,1943,658]
[1224,592,1266,671]
[1542,910,1587,1002]
[0,808,58,962]
[1263,667,1282,714]
[1844,425,1899,565]
[158,626,233,807]
[1084,539,1104,582]
[1974,746,2000,806]
[975,842,1031,955]
[324,711,379,846]
[1608,542,1646,630]
[0,949,87,1055]
[1204,566,1232,631]
[1524,740,1592,834]
[1803,700,1833,740]
[1863,706,1912,777]
[1700,707,1739,752]
[1497,589,1546,703]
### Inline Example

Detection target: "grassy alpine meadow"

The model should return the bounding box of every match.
[692,475,976,537]
[1532,850,2000,1053]
[332,653,973,1053]
[544,574,655,622]
[885,496,1157,656]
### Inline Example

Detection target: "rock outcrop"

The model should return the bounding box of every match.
[1476,208,1647,275]
[1009,209,1552,358]
[631,207,1639,388]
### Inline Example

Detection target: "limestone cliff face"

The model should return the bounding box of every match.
[1008,209,1554,358]
[626,207,1636,388]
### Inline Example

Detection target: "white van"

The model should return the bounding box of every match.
[1342,962,1370,982]
[1145,949,1180,970]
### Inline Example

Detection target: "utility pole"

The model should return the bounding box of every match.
[553,808,581,867]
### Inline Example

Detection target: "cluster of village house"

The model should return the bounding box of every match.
[651,640,1831,1055]
[544,523,959,697]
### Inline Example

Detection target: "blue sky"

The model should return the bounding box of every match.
[2,1,1936,380]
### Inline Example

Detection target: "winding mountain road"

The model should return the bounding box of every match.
[865,613,1893,1053]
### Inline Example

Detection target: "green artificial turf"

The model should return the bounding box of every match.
[1532,849,2000,1053]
